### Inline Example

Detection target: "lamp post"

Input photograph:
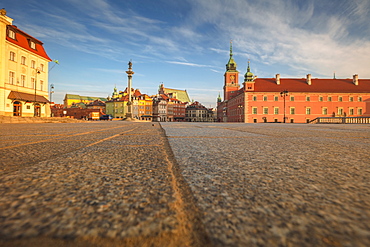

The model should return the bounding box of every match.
[125,60,134,119]
[238,104,243,122]
[280,90,288,123]
[34,68,41,117]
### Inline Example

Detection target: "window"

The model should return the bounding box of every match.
[358,108,362,115]
[252,107,257,114]
[306,107,311,115]
[8,29,15,39]
[9,71,15,84]
[263,96,268,101]
[40,81,44,91]
[274,107,279,115]
[31,78,35,89]
[263,107,268,114]
[31,60,36,69]
[21,75,25,86]
[10,51,15,61]
[274,96,279,101]
[21,56,26,65]
[358,96,362,102]
[306,96,310,102]
[40,64,44,71]
[290,96,294,101]
[322,107,328,115]
[338,96,343,102]
[349,108,354,115]
[349,97,353,102]
[252,96,257,101]
[338,108,343,115]
[290,107,295,115]
[319,96,323,102]
[328,96,332,102]
[30,41,36,49]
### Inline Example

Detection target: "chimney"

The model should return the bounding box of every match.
[275,74,280,85]
[353,74,358,85]
[306,74,311,85]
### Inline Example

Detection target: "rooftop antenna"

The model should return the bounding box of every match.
[333,71,336,79]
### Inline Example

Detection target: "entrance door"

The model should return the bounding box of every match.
[34,104,41,117]
[13,101,22,116]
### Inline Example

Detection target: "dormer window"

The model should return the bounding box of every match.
[30,41,36,49]
[8,30,15,39]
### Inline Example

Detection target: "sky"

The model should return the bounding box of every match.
[3,0,370,107]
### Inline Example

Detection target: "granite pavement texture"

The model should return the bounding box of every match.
[1,121,370,246]
[162,122,370,247]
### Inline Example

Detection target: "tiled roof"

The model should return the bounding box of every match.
[6,25,51,61]
[8,91,49,103]
[164,88,190,102]
[254,78,370,93]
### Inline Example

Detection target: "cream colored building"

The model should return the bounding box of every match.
[0,9,51,117]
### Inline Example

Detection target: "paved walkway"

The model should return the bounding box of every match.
[161,123,370,246]
[0,122,369,246]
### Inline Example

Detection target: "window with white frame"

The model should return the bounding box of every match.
[358,96,362,102]
[9,71,15,84]
[306,107,311,115]
[263,96,268,101]
[31,78,35,89]
[358,108,362,115]
[349,96,353,102]
[306,96,310,102]
[338,96,343,102]
[40,64,44,71]
[263,107,268,114]
[21,56,26,65]
[252,96,257,101]
[322,107,328,115]
[290,96,294,101]
[274,107,279,114]
[40,81,44,91]
[8,29,15,39]
[274,96,279,101]
[10,51,15,61]
[319,96,323,102]
[338,108,343,115]
[328,96,332,102]
[252,107,257,114]
[31,60,36,69]
[290,107,295,114]
[21,75,25,86]
[30,41,36,49]
[349,108,354,115]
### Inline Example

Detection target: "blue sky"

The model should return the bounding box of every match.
[3,0,370,107]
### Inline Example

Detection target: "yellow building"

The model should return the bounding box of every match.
[63,94,107,108]
[0,9,52,117]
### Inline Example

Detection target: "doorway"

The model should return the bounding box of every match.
[13,101,22,116]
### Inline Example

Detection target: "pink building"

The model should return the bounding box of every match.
[217,43,370,123]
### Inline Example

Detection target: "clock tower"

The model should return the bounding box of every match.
[224,41,240,101]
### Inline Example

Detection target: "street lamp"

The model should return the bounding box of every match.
[280,90,288,123]
[238,104,243,122]
[34,68,41,117]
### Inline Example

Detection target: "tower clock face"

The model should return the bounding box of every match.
[230,75,235,80]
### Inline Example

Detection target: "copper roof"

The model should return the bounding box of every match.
[8,91,49,103]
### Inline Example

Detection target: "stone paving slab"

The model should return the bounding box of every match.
[0,122,206,247]
[162,123,370,247]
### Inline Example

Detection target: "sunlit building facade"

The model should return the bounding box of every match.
[217,43,370,123]
[0,9,52,117]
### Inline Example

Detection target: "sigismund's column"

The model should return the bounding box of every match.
[125,60,134,120]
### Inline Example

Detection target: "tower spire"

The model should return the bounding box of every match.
[226,40,237,72]
[230,40,233,58]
